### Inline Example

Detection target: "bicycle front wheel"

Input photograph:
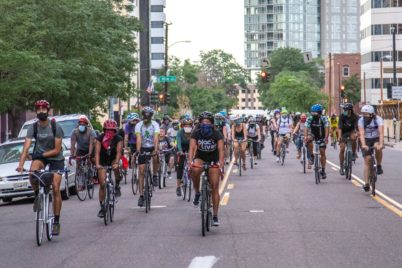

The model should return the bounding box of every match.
[302,146,306,174]
[87,170,95,199]
[201,182,207,236]
[36,195,45,246]
[281,146,286,166]
[131,166,139,195]
[145,173,151,213]
[239,150,242,177]
[75,171,87,201]
[104,185,110,225]
[109,184,115,222]
[314,157,320,184]
[46,194,53,241]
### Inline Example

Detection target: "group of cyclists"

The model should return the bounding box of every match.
[15,98,385,238]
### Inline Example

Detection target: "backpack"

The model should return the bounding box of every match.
[33,119,57,152]
[279,116,290,126]
[363,115,378,130]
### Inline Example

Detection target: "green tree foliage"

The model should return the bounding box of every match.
[0,0,141,119]
[342,74,361,104]
[268,71,327,112]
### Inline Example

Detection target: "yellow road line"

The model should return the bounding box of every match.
[227,183,235,190]
[220,192,230,206]
[219,159,235,196]
[327,160,402,217]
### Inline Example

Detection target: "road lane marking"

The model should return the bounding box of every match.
[227,183,234,190]
[249,210,264,213]
[219,159,235,196]
[132,206,167,209]
[327,160,402,218]
[188,256,219,268]
[331,167,338,171]
[220,192,230,206]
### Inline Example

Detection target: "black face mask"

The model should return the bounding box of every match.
[37,112,48,121]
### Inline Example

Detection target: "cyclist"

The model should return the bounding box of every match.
[256,114,266,151]
[269,109,280,154]
[292,113,307,159]
[94,119,123,217]
[161,115,171,131]
[338,103,359,175]
[189,111,224,226]
[135,107,160,207]
[329,113,339,146]
[167,120,179,142]
[158,128,175,179]
[247,117,261,165]
[231,115,247,170]
[275,110,293,163]
[304,104,329,178]
[124,113,141,169]
[17,100,65,235]
[176,117,193,196]
[358,105,385,191]
[70,115,96,167]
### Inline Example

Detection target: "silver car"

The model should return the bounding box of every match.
[0,139,76,203]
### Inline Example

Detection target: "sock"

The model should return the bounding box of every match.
[55,215,60,224]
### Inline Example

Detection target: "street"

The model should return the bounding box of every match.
[2,140,402,268]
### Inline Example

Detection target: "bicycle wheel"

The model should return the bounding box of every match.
[371,163,377,196]
[257,143,261,160]
[109,184,115,222]
[182,164,188,200]
[187,179,192,202]
[159,161,165,189]
[46,194,53,241]
[131,166,138,195]
[104,184,110,226]
[36,194,45,246]
[315,157,320,184]
[87,170,95,199]
[302,146,306,174]
[281,145,285,166]
[347,151,353,180]
[201,178,207,236]
[206,188,212,232]
[238,148,242,176]
[75,171,87,201]
[249,145,254,169]
[145,173,151,213]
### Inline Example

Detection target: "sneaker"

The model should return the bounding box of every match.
[321,170,327,179]
[176,187,182,197]
[33,195,41,212]
[115,186,121,197]
[254,161,258,165]
[97,209,105,218]
[193,192,201,206]
[276,157,280,163]
[363,183,370,192]
[212,216,219,227]
[152,176,158,186]
[377,165,383,175]
[339,166,345,176]
[52,223,61,236]
[138,196,144,207]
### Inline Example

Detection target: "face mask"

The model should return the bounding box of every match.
[282,115,288,119]
[173,125,179,130]
[200,123,213,138]
[301,118,306,123]
[184,127,192,133]
[342,111,349,116]
[37,112,48,121]
[363,116,372,125]
[79,125,86,133]
[275,114,280,119]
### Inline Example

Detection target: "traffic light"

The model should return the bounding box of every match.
[166,93,171,105]
[159,93,165,105]
[150,92,159,105]
[340,85,345,98]
[260,70,270,83]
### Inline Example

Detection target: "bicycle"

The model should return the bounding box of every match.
[343,137,354,180]
[181,153,192,202]
[100,166,116,225]
[27,168,69,246]
[228,140,234,162]
[119,155,128,185]
[366,146,378,196]
[131,153,139,196]
[248,139,255,169]
[279,136,288,166]
[299,135,307,174]
[257,141,262,160]
[74,156,94,201]
[138,151,156,213]
[158,148,174,189]
[235,138,245,176]
[196,163,216,236]
[331,129,338,150]
[313,140,322,184]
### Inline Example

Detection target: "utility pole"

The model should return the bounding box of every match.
[392,25,397,86]
[163,22,171,114]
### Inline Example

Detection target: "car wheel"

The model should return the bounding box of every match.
[2,197,12,202]
[61,180,70,200]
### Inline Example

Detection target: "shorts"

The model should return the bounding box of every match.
[278,133,290,140]
[138,147,155,165]
[77,149,94,158]
[194,151,219,164]
[339,131,355,143]
[36,158,65,173]
[161,151,173,163]
[128,144,137,154]
[362,138,379,157]
[307,135,326,149]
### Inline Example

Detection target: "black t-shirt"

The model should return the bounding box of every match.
[96,133,123,165]
[191,128,223,162]
[338,114,359,133]
[159,136,172,151]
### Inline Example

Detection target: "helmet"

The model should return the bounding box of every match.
[142,107,154,118]
[343,103,354,111]
[248,117,256,124]
[214,113,224,119]
[274,109,280,115]
[230,114,239,121]
[295,112,301,116]
[361,105,375,114]
[172,120,180,126]
[103,119,117,130]
[181,118,193,126]
[310,104,323,113]
[78,115,89,125]
[34,100,50,110]
[219,111,227,117]
[281,109,289,115]
[199,111,214,124]
[163,115,171,121]
[127,112,140,121]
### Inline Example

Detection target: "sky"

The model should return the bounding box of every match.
[165,0,244,65]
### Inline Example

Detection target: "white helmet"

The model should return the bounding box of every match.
[361,105,375,114]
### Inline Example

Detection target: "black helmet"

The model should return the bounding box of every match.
[343,103,353,111]
[198,111,214,124]
[141,106,154,119]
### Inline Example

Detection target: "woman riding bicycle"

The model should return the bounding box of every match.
[293,113,307,159]
[176,116,194,196]
[231,115,247,170]
[189,111,224,227]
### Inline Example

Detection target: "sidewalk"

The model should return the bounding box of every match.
[384,139,402,151]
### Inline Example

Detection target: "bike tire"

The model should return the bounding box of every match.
[104,185,110,226]
[239,150,242,176]
[46,194,53,241]
[281,145,285,166]
[201,180,207,236]
[250,146,254,169]
[302,147,306,174]
[88,171,95,199]
[371,165,377,196]
[187,179,192,202]
[131,166,138,195]
[109,184,115,222]
[315,157,320,184]
[36,195,44,246]
[75,172,87,201]
[145,173,151,213]
[347,152,353,180]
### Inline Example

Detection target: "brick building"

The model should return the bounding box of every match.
[323,53,361,115]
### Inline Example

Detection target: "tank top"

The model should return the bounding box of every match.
[234,125,244,139]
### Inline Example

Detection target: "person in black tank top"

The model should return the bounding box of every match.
[231,115,247,170]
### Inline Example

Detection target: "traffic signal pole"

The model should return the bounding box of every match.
[162,22,171,114]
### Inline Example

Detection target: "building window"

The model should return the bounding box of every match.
[151,37,164,44]
[241,98,246,102]
[151,53,164,60]
[343,66,350,77]
[151,21,164,28]
[151,5,164,12]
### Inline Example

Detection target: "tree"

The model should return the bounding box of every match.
[342,74,361,104]
[267,71,327,112]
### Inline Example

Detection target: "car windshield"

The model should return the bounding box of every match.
[0,143,34,164]
[19,119,79,138]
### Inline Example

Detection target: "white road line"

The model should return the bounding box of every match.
[249,210,264,213]
[331,167,338,171]
[188,256,219,268]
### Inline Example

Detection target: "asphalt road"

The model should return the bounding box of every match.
[2,139,402,268]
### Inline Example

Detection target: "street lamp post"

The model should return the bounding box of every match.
[337,63,342,113]
[391,25,397,86]
[380,55,392,102]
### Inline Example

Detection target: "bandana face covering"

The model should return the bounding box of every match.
[102,130,116,150]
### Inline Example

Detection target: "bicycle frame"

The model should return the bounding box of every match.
[200,163,213,236]
[367,147,377,196]
[343,137,353,180]
[181,153,192,201]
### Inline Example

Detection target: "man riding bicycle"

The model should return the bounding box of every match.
[124,113,141,169]
[70,115,96,168]
[189,111,224,226]
[358,105,385,192]
[338,103,359,175]
[305,104,329,178]
[95,119,123,217]
[247,117,261,165]
[135,107,160,207]
[293,113,307,159]
[329,113,339,146]
[176,116,193,196]
[17,100,65,235]
[275,110,293,163]
[158,128,175,179]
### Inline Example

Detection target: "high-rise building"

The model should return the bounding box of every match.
[150,0,166,76]
[320,0,360,57]
[244,0,321,69]
[360,0,402,104]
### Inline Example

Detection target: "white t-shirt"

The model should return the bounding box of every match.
[277,116,293,135]
[167,127,178,140]
[358,116,384,139]
[135,120,160,148]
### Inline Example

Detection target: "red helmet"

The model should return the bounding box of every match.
[103,119,117,130]
[78,115,89,125]
[34,100,50,110]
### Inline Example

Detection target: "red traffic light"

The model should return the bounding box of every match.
[159,93,164,100]
[260,70,269,82]
[261,71,267,78]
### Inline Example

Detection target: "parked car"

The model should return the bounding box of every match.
[0,138,76,203]
[18,114,94,149]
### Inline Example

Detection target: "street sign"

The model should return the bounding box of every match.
[392,86,402,99]
[158,76,177,83]
[383,67,402,73]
